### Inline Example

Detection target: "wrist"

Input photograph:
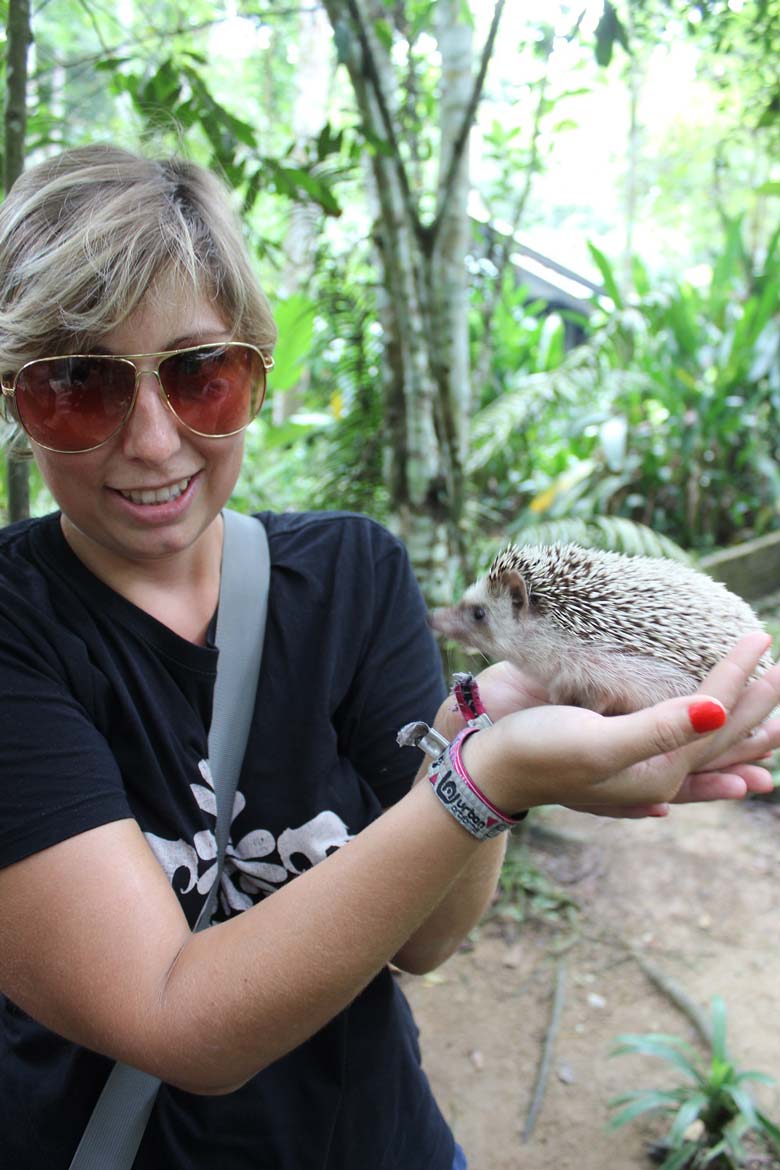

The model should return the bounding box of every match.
[423,725,527,840]
[458,721,529,820]
[400,673,527,838]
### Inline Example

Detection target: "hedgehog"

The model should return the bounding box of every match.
[429,543,772,714]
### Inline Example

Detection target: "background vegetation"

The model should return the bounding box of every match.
[3,0,780,597]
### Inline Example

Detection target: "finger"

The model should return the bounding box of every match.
[568,802,670,819]
[697,631,773,707]
[735,764,777,794]
[673,764,775,802]
[579,693,729,782]
[685,661,780,770]
[701,716,780,770]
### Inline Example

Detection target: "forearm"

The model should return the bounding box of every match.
[391,831,507,974]
[150,778,492,1092]
[391,693,509,973]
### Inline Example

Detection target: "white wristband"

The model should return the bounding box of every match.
[426,727,526,840]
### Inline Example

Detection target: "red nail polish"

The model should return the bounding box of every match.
[689,699,727,733]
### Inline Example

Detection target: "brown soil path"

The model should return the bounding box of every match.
[402,798,780,1170]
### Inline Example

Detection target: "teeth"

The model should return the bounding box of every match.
[119,476,192,505]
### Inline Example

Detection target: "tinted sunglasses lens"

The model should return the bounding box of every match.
[15,356,135,452]
[159,345,266,436]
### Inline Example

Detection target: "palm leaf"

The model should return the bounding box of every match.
[757,1110,780,1148]
[505,516,691,562]
[610,1034,703,1083]
[668,1096,708,1145]
[658,1142,701,1170]
[709,996,729,1063]
[608,1090,684,1130]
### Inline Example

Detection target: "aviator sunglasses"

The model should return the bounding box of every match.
[0,341,273,454]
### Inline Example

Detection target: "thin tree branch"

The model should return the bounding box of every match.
[4,0,32,520]
[630,950,712,1047]
[73,0,111,52]
[32,7,320,82]
[522,958,567,1143]
[340,0,424,241]
[473,69,550,392]
[428,0,505,248]
[31,19,230,78]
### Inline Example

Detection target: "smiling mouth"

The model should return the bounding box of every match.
[116,475,194,506]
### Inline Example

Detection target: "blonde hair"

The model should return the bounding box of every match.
[0,144,277,370]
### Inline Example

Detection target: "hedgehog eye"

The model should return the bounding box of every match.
[471,606,486,622]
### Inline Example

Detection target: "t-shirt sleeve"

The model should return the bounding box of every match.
[0,625,131,869]
[333,521,447,807]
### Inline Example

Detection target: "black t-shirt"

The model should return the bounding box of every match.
[0,510,453,1170]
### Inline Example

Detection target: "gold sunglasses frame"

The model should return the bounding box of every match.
[0,341,274,454]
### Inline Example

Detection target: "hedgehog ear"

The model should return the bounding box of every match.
[503,570,529,615]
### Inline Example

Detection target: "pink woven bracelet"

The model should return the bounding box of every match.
[426,727,526,840]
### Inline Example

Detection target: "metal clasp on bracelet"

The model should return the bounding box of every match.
[396,721,450,759]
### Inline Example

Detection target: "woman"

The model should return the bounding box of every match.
[0,145,777,1170]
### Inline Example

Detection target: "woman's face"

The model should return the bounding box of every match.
[32,284,246,579]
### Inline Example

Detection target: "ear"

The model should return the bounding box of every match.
[503,570,528,616]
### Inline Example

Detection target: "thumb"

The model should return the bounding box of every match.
[599,695,728,773]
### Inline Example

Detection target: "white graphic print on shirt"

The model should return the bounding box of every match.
[145,759,353,918]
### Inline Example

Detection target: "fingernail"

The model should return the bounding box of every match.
[688,699,727,733]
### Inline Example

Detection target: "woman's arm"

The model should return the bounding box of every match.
[394,634,780,973]
[1,634,778,1096]
[0,775,502,1095]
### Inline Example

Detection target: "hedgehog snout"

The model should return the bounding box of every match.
[428,605,467,641]
[427,607,447,634]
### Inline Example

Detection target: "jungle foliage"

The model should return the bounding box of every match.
[3,1,780,588]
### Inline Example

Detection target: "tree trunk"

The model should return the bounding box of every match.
[4,0,32,522]
[320,0,504,600]
[273,3,333,426]
[430,0,472,566]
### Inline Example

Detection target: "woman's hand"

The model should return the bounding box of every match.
[470,659,550,718]
[459,632,780,819]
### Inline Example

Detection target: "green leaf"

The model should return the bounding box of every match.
[659,1144,701,1170]
[140,59,181,107]
[587,242,623,309]
[756,1109,780,1147]
[724,1084,758,1128]
[315,123,344,162]
[631,255,651,297]
[709,997,728,1063]
[95,56,133,73]
[608,1090,682,1129]
[594,1,630,67]
[758,90,780,128]
[668,1095,707,1144]
[733,1069,776,1086]
[610,1034,703,1083]
[182,67,258,148]
[372,17,393,52]
[268,294,317,393]
[265,162,342,217]
[356,124,395,157]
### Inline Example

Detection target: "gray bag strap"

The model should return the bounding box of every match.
[68,509,270,1170]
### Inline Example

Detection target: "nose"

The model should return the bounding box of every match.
[119,370,183,462]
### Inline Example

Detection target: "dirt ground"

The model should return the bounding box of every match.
[401,795,780,1170]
